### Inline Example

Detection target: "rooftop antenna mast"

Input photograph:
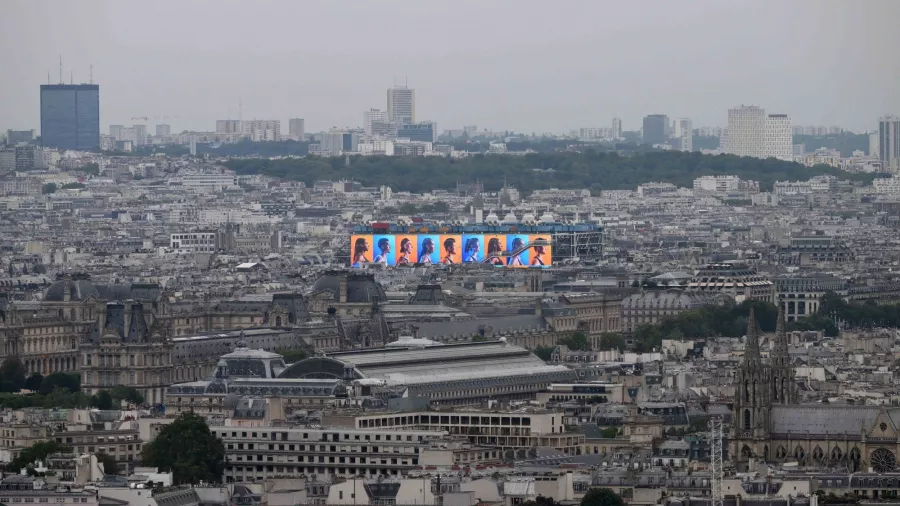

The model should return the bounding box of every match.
[709,417,725,506]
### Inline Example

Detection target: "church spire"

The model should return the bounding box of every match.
[772,304,789,368]
[743,305,761,364]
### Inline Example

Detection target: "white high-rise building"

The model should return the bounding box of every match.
[611,117,622,139]
[676,118,693,152]
[387,86,415,125]
[242,120,281,141]
[765,114,792,161]
[363,109,389,136]
[726,106,792,160]
[879,115,900,172]
[870,132,880,158]
[726,105,767,158]
[289,118,305,141]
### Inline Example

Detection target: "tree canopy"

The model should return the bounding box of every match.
[142,412,225,484]
[276,348,309,363]
[7,440,70,474]
[95,452,119,475]
[0,357,27,392]
[558,331,591,351]
[581,488,625,506]
[109,386,144,406]
[223,150,872,195]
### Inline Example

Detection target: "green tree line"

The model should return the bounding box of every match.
[223,150,872,194]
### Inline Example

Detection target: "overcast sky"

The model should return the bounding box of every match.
[1,0,898,135]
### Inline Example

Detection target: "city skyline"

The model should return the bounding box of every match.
[1,0,898,134]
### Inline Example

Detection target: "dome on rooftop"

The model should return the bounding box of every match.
[311,271,387,304]
[43,279,100,302]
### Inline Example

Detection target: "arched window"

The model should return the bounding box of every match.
[831,447,843,461]
[744,409,751,430]
[70,308,76,320]
[275,316,282,327]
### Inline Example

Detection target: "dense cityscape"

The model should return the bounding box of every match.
[2,2,900,506]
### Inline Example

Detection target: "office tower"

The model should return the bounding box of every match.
[387,86,415,125]
[611,117,622,139]
[676,118,693,152]
[642,114,668,145]
[726,105,767,158]
[133,124,148,146]
[6,130,35,145]
[40,84,100,151]
[397,121,436,143]
[765,114,792,161]
[288,118,305,141]
[879,115,900,171]
[320,129,346,156]
[155,124,171,136]
[363,109,388,136]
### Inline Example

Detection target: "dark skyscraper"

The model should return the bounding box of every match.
[642,114,669,146]
[40,84,100,151]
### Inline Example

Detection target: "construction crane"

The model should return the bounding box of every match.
[131,116,149,122]
[709,417,725,506]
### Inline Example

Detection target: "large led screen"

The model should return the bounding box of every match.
[351,233,551,268]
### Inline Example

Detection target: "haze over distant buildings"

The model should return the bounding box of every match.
[1,0,898,133]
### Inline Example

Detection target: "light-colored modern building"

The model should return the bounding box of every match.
[212,425,444,481]
[155,124,170,136]
[879,115,900,171]
[726,105,767,158]
[611,117,622,139]
[363,109,389,136]
[765,114,792,161]
[387,86,415,125]
[676,118,692,152]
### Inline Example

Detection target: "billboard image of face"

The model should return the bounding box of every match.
[484,235,505,266]
[351,235,373,266]
[372,235,395,265]
[439,235,463,265]
[394,235,417,266]
[530,235,552,267]
[507,235,530,267]
[416,235,439,265]
[462,234,485,263]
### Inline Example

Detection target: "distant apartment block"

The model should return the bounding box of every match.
[6,129,35,145]
[397,121,436,143]
[170,231,217,252]
[642,114,669,146]
[288,118,305,141]
[363,109,389,136]
[155,124,171,136]
[725,106,792,161]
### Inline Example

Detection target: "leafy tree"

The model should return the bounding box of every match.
[95,452,119,475]
[0,357,27,392]
[24,373,43,392]
[558,331,591,351]
[42,387,91,409]
[7,440,70,473]
[93,390,113,410]
[276,348,308,363]
[471,335,488,342]
[598,333,625,351]
[582,488,625,506]
[42,183,57,194]
[39,372,80,395]
[142,412,225,484]
[61,182,86,190]
[77,163,100,175]
[533,345,554,361]
[109,386,144,406]
[523,496,563,506]
[600,427,620,438]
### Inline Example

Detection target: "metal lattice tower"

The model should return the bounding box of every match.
[709,417,725,506]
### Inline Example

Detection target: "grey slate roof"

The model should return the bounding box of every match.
[769,405,893,436]
[414,314,548,338]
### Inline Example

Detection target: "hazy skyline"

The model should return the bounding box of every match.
[1,0,898,135]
